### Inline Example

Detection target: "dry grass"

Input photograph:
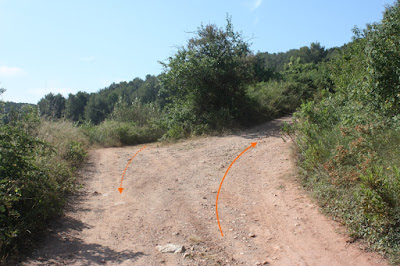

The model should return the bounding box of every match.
[35,119,89,163]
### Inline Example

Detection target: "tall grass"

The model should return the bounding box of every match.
[82,98,164,146]
[34,119,89,166]
[82,98,165,147]
[83,120,164,147]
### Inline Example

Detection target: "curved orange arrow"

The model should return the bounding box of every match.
[118,146,146,194]
[216,142,257,236]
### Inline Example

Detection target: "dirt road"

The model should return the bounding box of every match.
[25,117,387,265]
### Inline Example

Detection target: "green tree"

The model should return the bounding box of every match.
[364,1,400,116]
[37,93,66,119]
[84,94,110,125]
[253,54,276,82]
[160,16,255,131]
[0,87,5,120]
[65,91,89,122]
[329,0,400,119]
[256,42,328,73]
[135,75,161,103]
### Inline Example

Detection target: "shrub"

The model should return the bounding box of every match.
[0,106,89,262]
[247,80,303,119]
[83,120,164,147]
[110,98,161,126]
[0,123,75,262]
[159,17,256,134]
[292,96,400,261]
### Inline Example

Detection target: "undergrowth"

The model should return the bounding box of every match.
[289,3,400,262]
[290,101,400,263]
[83,120,164,147]
[0,109,89,263]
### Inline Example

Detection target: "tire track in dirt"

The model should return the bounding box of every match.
[24,117,387,265]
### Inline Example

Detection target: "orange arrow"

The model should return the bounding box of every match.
[216,142,257,236]
[119,146,146,194]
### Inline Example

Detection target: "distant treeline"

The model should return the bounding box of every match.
[257,42,345,72]
[35,75,161,124]
[35,41,339,128]
[1,102,36,123]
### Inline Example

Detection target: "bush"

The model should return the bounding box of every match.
[83,120,164,147]
[0,123,76,262]
[159,17,256,135]
[247,80,303,119]
[290,5,400,261]
[110,98,161,126]
[292,96,400,261]
[246,56,333,123]
[0,106,90,262]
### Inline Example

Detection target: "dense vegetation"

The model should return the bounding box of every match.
[290,1,400,262]
[0,95,88,263]
[2,2,400,262]
[36,17,330,144]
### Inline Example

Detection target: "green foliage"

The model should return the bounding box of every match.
[291,2,400,260]
[84,93,112,125]
[65,91,89,122]
[64,75,162,125]
[364,3,400,116]
[135,75,162,104]
[0,122,75,261]
[65,140,87,165]
[252,54,277,82]
[37,93,66,119]
[293,101,400,260]
[0,99,89,262]
[247,55,333,122]
[110,98,160,126]
[247,80,302,119]
[1,102,37,124]
[83,120,163,147]
[34,119,89,167]
[256,42,329,72]
[329,1,400,120]
[82,96,164,146]
[38,75,162,126]
[157,98,214,139]
[160,16,257,134]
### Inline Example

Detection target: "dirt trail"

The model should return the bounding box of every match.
[25,117,387,265]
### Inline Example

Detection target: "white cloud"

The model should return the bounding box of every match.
[0,66,25,77]
[252,0,263,10]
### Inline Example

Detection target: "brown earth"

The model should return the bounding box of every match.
[24,117,388,265]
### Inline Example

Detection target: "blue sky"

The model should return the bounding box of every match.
[0,0,393,104]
